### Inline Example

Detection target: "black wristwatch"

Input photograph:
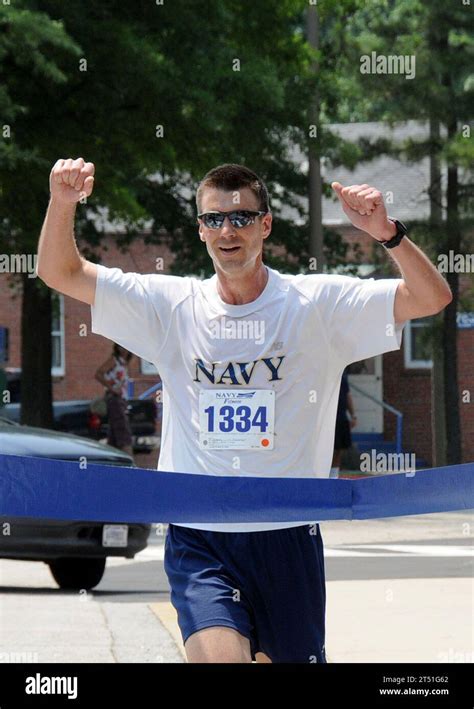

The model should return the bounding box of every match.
[379,218,408,249]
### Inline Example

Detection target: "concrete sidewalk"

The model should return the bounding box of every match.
[325,577,472,663]
[0,560,183,663]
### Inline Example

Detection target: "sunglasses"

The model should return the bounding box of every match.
[197,210,267,229]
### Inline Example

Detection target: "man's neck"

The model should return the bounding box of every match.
[215,263,269,305]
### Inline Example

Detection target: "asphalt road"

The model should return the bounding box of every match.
[0,512,472,663]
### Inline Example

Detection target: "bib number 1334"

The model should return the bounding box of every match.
[198,389,275,450]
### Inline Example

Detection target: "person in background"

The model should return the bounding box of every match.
[330,368,357,478]
[95,343,134,458]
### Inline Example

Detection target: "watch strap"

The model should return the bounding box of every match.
[380,218,407,249]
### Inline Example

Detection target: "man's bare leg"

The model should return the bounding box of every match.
[184,626,272,663]
[185,627,252,663]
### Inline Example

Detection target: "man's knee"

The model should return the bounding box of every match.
[184,626,252,663]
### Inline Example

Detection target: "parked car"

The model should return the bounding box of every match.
[2,397,160,453]
[0,416,151,590]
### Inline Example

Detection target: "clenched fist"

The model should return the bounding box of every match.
[50,157,95,204]
[331,181,396,242]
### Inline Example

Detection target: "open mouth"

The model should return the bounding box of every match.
[219,246,241,254]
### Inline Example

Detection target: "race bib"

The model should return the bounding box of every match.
[199,389,275,450]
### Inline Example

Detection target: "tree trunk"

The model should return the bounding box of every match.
[21,275,54,428]
[443,133,462,464]
[429,118,447,467]
[307,5,324,273]
[436,11,462,465]
[431,329,447,466]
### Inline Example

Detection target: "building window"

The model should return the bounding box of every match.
[51,293,65,376]
[404,317,433,369]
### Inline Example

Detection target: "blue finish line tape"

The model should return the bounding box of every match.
[0,454,472,523]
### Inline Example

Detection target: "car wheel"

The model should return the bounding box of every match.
[48,557,106,590]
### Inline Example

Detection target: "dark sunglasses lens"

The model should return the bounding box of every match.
[203,213,224,229]
[229,211,254,228]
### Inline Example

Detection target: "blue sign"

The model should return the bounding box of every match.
[457,312,474,329]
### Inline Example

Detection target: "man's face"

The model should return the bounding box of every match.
[198,187,272,274]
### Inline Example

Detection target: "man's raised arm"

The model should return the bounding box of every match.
[331,181,452,324]
[37,157,97,306]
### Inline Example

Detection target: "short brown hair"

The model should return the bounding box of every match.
[196,163,270,214]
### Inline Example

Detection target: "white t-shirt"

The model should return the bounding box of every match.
[91,264,405,532]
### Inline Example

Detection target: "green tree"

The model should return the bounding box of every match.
[0,1,82,426]
[337,0,474,464]
[0,0,320,425]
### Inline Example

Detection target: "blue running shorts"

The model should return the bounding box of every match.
[164,522,327,663]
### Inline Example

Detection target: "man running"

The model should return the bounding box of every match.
[37,158,452,663]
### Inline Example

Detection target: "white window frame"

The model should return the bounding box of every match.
[51,293,65,377]
[404,318,433,369]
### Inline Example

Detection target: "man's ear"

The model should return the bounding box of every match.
[262,213,272,239]
[198,222,206,242]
